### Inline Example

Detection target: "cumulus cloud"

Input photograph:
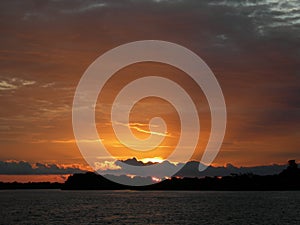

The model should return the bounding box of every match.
[94,161,121,171]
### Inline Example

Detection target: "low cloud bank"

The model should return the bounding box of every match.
[98,158,288,178]
[0,161,87,175]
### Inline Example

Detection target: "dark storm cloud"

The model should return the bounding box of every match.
[0,161,86,175]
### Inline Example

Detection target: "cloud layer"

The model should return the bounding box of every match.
[0,159,289,178]
[98,158,288,178]
[0,0,299,166]
[0,161,86,175]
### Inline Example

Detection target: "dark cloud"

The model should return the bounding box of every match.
[177,161,287,177]
[0,158,290,179]
[0,161,87,175]
[98,158,289,177]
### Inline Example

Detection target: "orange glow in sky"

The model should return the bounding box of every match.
[0,0,299,182]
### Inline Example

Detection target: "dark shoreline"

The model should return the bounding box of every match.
[1,174,300,191]
[0,181,63,190]
[1,160,300,191]
[61,171,300,191]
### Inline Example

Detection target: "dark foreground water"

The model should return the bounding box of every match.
[0,190,300,225]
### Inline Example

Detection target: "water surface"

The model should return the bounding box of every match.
[0,190,299,224]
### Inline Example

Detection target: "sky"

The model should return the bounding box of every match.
[0,0,299,181]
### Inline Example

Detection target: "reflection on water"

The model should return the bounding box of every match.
[0,190,300,224]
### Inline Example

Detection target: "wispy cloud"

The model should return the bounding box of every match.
[41,82,55,88]
[209,0,300,35]
[0,77,36,91]
[31,138,103,144]
[113,121,171,137]
[0,0,298,166]
[61,2,107,14]
[0,81,18,91]
[53,138,103,144]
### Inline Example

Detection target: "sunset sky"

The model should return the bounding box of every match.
[0,0,299,181]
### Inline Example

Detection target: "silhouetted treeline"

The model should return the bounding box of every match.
[1,160,300,190]
[62,172,128,190]
[63,160,300,191]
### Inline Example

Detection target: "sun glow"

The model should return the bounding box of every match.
[151,176,162,183]
[140,157,164,163]
[127,174,136,179]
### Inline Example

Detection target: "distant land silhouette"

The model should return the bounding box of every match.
[62,160,300,191]
[1,160,299,190]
